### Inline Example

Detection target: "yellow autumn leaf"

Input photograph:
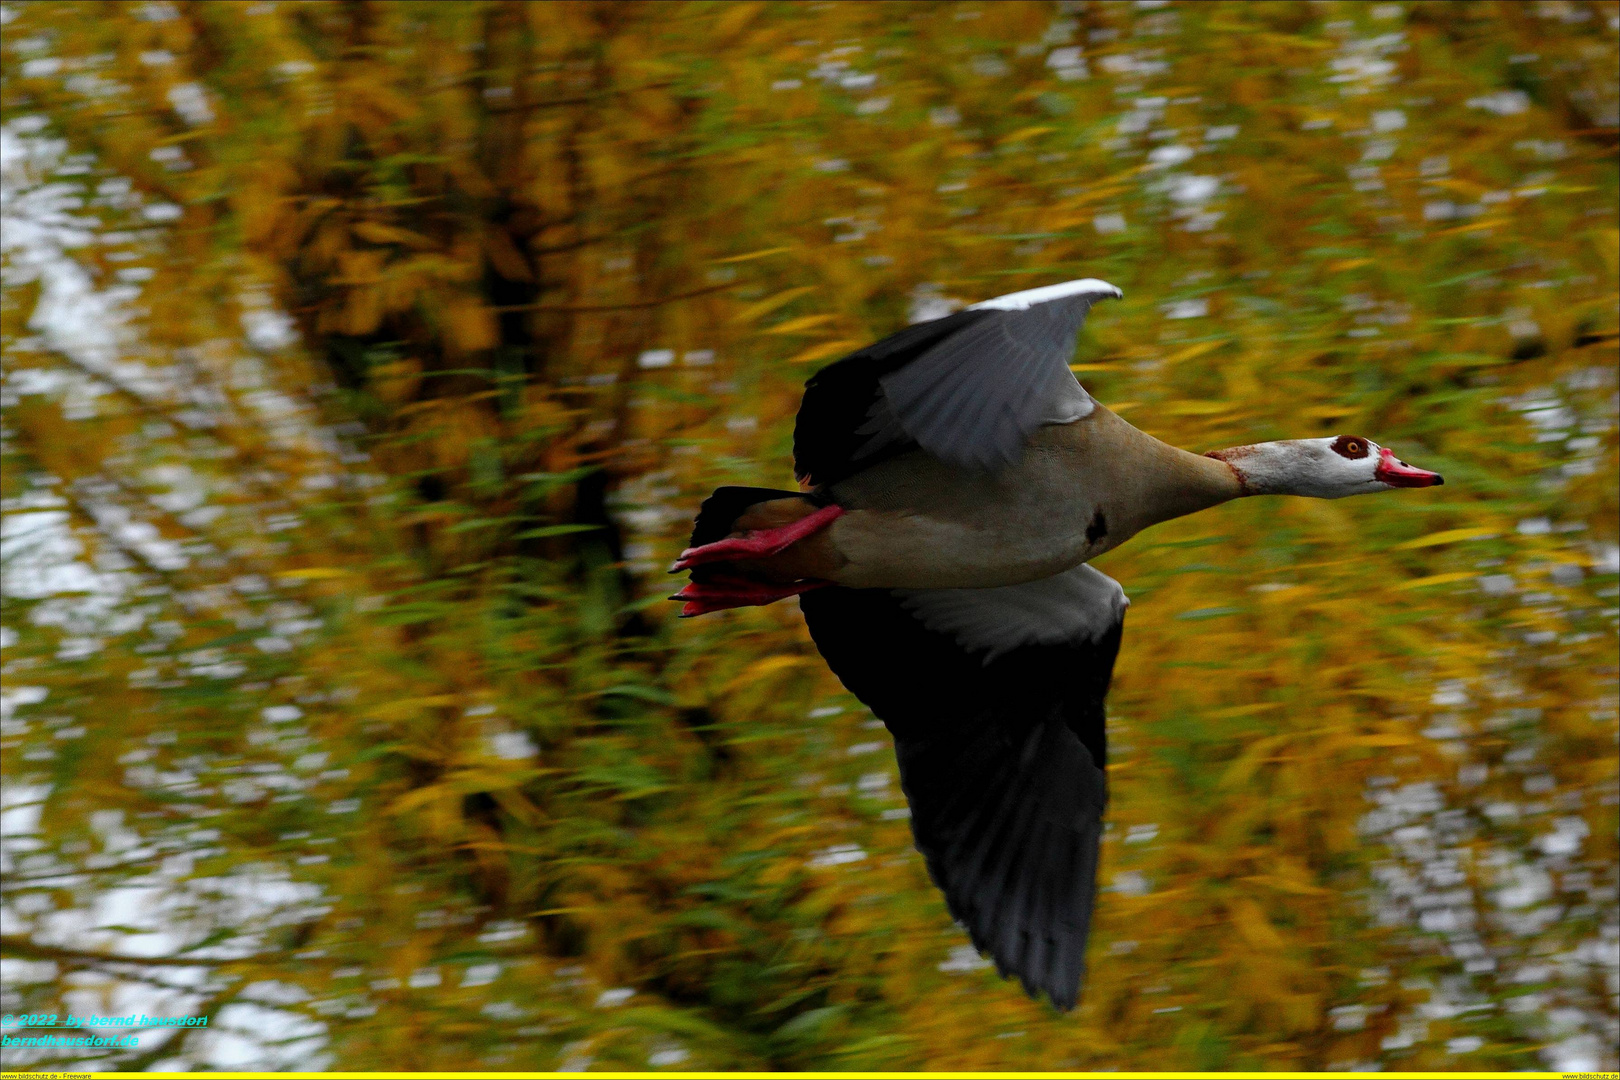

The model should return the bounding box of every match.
[714,0,765,38]
[1218,732,1296,790]
[343,286,383,335]
[443,294,497,352]
[365,695,459,721]
[711,246,793,264]
[1344,732,1420,747]
[1435,219,1500,236]
[1208,702,1284,720]
[1243,874,1332,897]
[352,221,435,249]
[723,654,812,694]
[731,286,815,325]
[1394,571,1477,590]
[1164,339,1224,365]
[786,339,862,365]
[529,905,597,917]
[764,313,837,335]
[1393,526,1499,549]
[1000,126,1055,145]
[483,227,534,282]
[387,784,452,817]
[491,788,542,827]
[1231,899,1288,952]
[1592,228,1619,276]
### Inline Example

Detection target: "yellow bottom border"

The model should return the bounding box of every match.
[4,1071,1598,1080]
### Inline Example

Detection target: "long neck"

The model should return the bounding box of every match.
[1204,440,1322,497]
[1086,406,1244,532]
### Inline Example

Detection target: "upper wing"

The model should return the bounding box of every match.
[794,279,1121,485]
[799,563,1127,1011]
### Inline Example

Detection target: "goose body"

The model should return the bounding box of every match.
[673,278,1442,1011]
[787,406,1241,589]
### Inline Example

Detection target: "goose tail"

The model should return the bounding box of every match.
[669,487,841,616]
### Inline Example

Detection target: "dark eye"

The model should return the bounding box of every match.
[1331,435,1369,459]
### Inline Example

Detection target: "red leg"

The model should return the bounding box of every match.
[670,504,844,572]
[670,575,832,617]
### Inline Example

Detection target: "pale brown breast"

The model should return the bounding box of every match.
[812,422,1106,589]
[822,406,1239,589]
[755,405,1238,590]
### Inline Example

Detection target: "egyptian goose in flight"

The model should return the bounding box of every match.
[671,279,1442,1011]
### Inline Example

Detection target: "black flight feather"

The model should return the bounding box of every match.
[800,582,1122,1011]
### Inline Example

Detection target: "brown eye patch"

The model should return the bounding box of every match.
[1331,435,1369,459]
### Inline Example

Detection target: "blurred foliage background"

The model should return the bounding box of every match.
[1,0,1616,1072]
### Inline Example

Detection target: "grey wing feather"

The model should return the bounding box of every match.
[876,293,1109,471]
[896,564,1129,665]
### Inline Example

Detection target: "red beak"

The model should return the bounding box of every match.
[1374,447,1444,488]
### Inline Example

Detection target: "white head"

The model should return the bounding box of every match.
[1208,435,1443,499]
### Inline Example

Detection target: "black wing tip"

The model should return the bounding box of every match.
[950,902,1087,1014]
[1045,982,1082,1013]
[1011,955,1086,1013]
[961,940,1085,1012]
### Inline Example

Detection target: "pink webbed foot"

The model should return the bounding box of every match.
[670,575,832,617]
[670,504,844,573]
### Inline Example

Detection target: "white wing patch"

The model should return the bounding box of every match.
[895,563,1128,665]
[1040,369,1096,426]
[967,278,1123,312]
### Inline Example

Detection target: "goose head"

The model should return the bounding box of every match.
[1208,434,1443,498]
